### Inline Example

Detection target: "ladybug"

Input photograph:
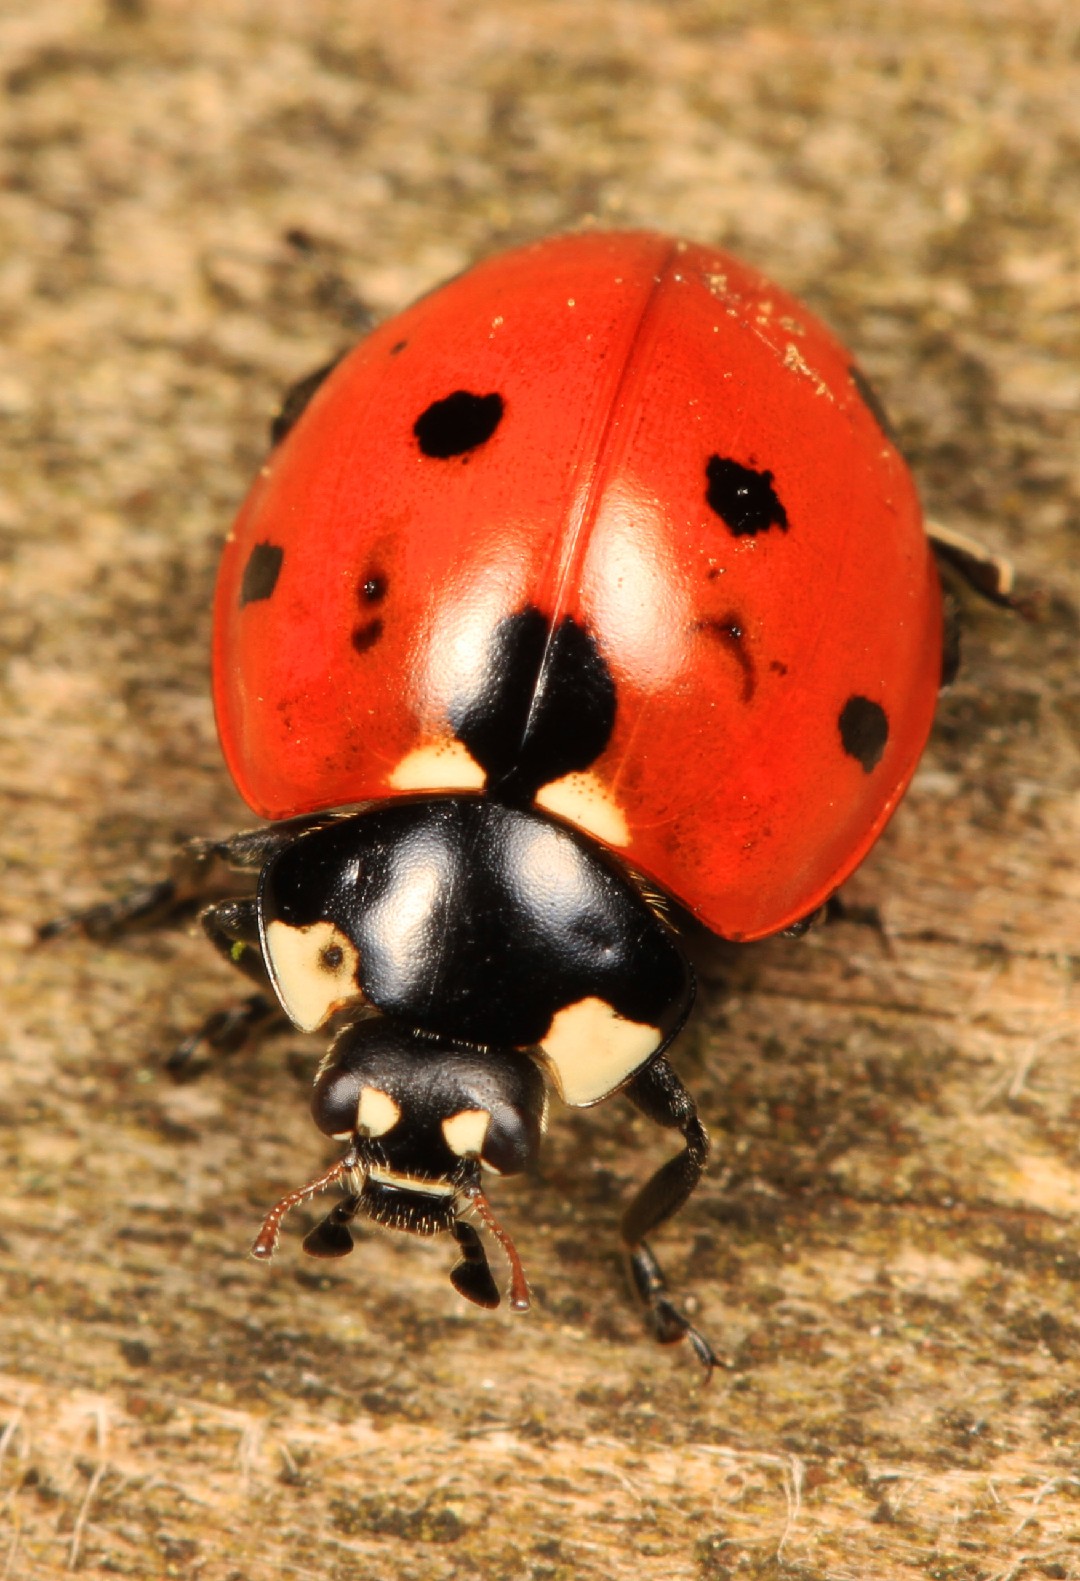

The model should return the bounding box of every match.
[48,231,1016,1371]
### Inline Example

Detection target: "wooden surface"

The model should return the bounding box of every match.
[2,2,1078,1577]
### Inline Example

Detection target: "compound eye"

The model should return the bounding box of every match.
[481,1104,540,1176]
[312,1059,402,1142]
[264,919,363,1032]
[440,1105,536,1176]
[438,1078,544,1176]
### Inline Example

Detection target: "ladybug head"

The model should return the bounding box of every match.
[251,1017,546,1310]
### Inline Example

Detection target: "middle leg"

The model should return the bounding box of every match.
[620,1055,717,1374]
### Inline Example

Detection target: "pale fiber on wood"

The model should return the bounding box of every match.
[1,2,1078,1578]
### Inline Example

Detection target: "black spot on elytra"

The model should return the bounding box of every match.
[270,355,344,447]
[839,696,889,772]
[414,391,504,458]
[352,618,384,655]
[697,612,756,702]
[239,542,284,606]
[849,364,900,447]
[770,659,789,677]
[705,456,788,537]
[450,608,616,801]
[390,339,408,356]
[359,572,388,604]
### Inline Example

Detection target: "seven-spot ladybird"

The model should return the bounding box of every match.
[47,231,971,1370]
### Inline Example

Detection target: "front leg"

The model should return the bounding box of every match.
[166,897,287,1073]
[621,1056,717,1375]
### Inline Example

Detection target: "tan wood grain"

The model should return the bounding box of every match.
[2,2,1078,1577]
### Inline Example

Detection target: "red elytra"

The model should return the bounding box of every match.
[213,230,941,942]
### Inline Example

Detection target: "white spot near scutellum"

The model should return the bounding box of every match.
[535,771,630,847]
[357,1086,401,1138]
[387,738,486,792]
[539,997,661,1107]
[264,919,362,1034]
[441,1108,491,1158]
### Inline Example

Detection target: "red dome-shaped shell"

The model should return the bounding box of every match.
[213,231,941,941]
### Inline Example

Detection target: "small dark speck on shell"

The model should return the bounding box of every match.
[359,572,388,604]
[352,618,384,655]
[696,613,756,702]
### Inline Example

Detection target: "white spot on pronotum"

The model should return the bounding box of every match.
[535,771,630,847]
[441,1108,491,1158]
[539,997,661,1107]
[357,1086,401,1138]
[265,919,361,1033]
[387,739,486,792]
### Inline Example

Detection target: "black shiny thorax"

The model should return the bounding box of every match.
[259,795,692,1061]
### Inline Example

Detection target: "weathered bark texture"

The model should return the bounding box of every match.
[2,2,1078,1577]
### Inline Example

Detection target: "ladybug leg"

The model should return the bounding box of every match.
[940,592,962,689]
[302,1194,363,1260]
[37,873,195,942]
[620,1056,717,1376]
[165,992,281,1076]
[448,1220,501,1310]
[926,520,1021,610]
[783,893,890,946]
[199,896,270,986]
[270,353,346,447]
[166,897,286,1074]
[37,818,329,942]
